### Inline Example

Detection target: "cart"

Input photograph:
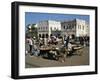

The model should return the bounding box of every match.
[39,45,83,62]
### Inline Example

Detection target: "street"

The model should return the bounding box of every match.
[25,46,89,68]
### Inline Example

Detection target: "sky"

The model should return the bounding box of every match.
[25,12,89,27]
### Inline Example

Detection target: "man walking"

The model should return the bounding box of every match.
[27,37,33,55]
[64,35,69,48]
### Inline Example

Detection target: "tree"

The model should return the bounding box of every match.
[26,24,38,39]
[31,24,36,30]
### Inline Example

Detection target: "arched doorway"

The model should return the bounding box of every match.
[39,34,41,38]
[42,34,45,38]
[71,34,75,39]
[46,34,48,38]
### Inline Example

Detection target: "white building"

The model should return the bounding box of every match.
[37,20,61,38]
[61,19,89,38]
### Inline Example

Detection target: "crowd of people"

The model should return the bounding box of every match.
[79,36,89,46]
[25,35,89,57]
[26,37,40,56]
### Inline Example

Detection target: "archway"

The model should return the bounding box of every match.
[71,34,75,39]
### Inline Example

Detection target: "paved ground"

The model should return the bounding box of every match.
[25,46,89,68]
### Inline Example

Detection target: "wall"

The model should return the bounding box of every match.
[0,0,99,81]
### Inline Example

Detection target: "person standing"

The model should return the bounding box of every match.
[64,35,66,47]
[64,35,69,48]
[27,37,33,54]
[33,44,40,56]
[66,35,69,48]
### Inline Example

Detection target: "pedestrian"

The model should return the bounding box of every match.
[66,36,69,48]
[63,35,66,47]
[27,37,33,55]
[39,38,43,47]
[33,36,36,44]
[67,42,74,55]
[80,37,84,45]
[64,35,69,48]
[32,44,40,56]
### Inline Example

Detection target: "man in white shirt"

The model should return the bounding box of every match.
[27,37,33,54]
[67,42,74,55]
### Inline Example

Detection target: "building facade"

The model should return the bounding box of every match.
[37,20,61,38]
[61,19,89,38]
[27,19,89,39]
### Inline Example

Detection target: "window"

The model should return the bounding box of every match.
[50,27,52,30]
[44,27,46,30]
[43,27,44,30]
[69,25,71,29]
[74,24,76,29]
[83,26,84,30]
[78,25,80,29]
[63,26,65,29]
[72,24,75,29]
[39,27,41,30]
[80,25,81,29]
[54,27,56,30]
[66,26,68,29]
[46,27,47,30]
